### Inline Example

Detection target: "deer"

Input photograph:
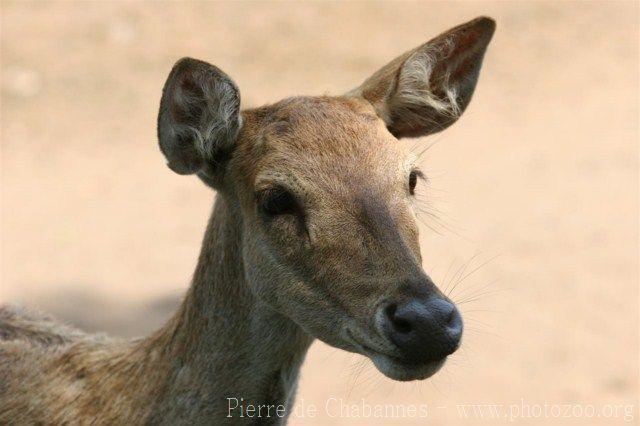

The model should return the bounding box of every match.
[0,17,495,425]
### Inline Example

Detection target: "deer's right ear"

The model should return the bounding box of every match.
[157,58,241,177]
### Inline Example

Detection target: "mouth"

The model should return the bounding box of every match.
[345,328,447,381]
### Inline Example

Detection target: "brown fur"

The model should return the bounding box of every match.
[0,17,494,425]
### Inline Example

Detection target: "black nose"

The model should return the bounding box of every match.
[381,297,463,363]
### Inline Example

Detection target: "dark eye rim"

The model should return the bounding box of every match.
[408,169,424,195]
[256,186,300,217]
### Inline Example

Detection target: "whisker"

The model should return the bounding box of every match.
[416,214,445,236]
[464,317,494,328]
[461,308,503,314]
[448,254,501,300]
[456,285,511,305]
[446,253,481,297]
[415,134,445,159]
[452,279,500,304]
[416,209,470,241]
[441,258,458,296]
[463,326,506,340]
[346,356,368,398]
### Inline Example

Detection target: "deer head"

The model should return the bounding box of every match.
[157,17,495,381]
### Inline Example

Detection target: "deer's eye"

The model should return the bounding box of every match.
[257,187,299,217]
[409,171,418,195]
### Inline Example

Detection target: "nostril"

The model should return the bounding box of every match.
[384,303,397,320]
[384,303,413,334]
[393,318,413,334]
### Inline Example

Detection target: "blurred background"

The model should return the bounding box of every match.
[1,1,638,424]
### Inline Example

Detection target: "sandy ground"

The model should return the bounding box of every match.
[1,1,638,424]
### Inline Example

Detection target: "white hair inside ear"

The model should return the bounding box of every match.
[348,17,495,139]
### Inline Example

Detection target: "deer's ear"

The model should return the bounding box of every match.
[349,17,495,138]
[157,58,241,177]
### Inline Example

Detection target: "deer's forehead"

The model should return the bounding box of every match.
[243,96,405,180]
[251,97,388,145]
[264,128,398,170]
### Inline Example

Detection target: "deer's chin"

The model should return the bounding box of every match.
[369,353,446,382]
[342,327,448,381]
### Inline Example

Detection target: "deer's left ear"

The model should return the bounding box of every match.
[348,17,495,138]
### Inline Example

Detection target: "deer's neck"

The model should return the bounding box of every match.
[145,196,312,423]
